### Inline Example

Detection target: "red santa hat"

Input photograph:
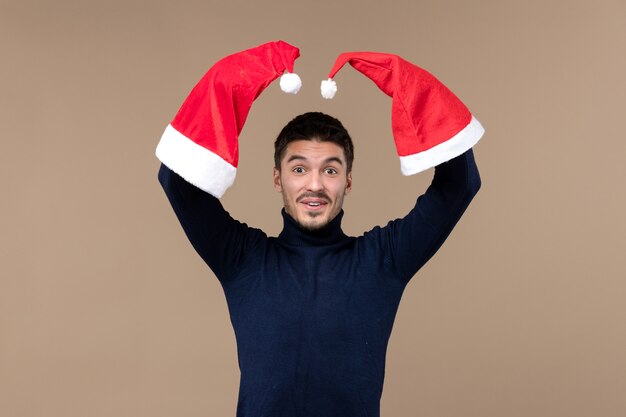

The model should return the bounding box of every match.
[156,41,301,198]
[321,52,484,175]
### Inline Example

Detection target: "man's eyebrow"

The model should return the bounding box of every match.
[286,155,307,164]
[286,155,345,166]
[323,157,345,166]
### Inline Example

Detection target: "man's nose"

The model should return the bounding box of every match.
[306,171,324,191]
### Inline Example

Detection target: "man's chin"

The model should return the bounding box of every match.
[298,221,324,231]
[297,214,329,231]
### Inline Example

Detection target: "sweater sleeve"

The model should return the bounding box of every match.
[381,148,481,283]
[158,163,266,282]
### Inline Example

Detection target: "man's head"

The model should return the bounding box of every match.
[273,112,354,231]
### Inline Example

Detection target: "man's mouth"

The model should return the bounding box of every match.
[301,199,327,207]
[298,196,329,210]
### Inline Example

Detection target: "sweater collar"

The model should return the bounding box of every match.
[278,209,347,246]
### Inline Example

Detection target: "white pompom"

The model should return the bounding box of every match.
[321,78,337,99]
[280,72,302,94]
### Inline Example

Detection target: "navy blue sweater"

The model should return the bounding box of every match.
[158,149,481,417]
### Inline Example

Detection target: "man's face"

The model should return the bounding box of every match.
[273,139,352,231]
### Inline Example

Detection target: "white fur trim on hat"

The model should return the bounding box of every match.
[156,124,237,198]
[399,116,484,175]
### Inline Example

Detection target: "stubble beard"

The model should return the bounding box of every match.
[282,191,342,232]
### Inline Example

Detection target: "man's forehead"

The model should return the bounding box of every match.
[282,139,346,164]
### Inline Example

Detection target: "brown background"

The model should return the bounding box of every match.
[2,0,625,416]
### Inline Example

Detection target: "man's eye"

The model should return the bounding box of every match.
[293,167,305,173]
[324,168,338,175]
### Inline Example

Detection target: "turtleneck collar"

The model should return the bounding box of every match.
[278,209,348,246]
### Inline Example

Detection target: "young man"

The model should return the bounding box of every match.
[158,111,481,416]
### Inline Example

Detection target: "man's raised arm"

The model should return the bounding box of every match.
[322,52,484,283]
[155,42,301,281]
[158,163,266,282]
[370,148,481,284]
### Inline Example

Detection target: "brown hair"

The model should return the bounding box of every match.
[274,112,354,172]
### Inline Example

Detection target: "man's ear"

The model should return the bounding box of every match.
[273,167,282,192]
[345,172,353,195]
